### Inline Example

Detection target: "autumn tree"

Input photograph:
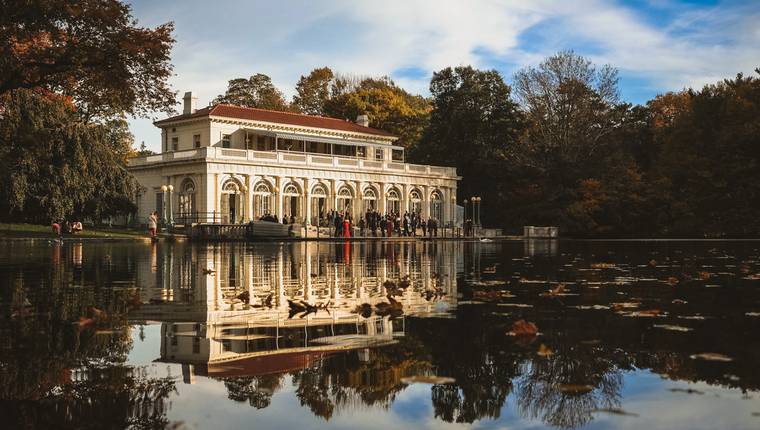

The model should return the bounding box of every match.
[0,0,176,119]
[324,76,431,150]
[213,74,289,111]
[292,67,335,115]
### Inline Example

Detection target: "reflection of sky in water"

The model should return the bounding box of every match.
[2,240,760,429]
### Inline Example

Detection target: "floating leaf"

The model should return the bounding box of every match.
[401,375,456,385]
[507,319,538,337]
[690,353,733,362]
[746,312,760,317]
[557,384,594,393]
[591,263,617,269]
[653,324,693,332]
[666,277,680,286]
[592,408,639,417]
[537,343,554,357]
[671,299,688,305]
[670,387,704,395]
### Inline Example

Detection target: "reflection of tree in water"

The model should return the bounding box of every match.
[412,310,519,424]
[290,340,432,420]
[224,375,284,409]
[0,262,177,429]
[516,348,624,429]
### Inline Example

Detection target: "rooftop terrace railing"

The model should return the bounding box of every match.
[128,147,458,177]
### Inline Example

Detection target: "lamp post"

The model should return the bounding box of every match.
[472,196,481,228]
[463,198,470,236]
[160,185,167,226]
[167,185,174,226]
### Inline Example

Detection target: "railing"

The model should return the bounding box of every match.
[129,147,458,177]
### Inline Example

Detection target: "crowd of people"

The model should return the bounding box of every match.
[253,209,444,238]
[51,220,84,237]
[322,209,440,238]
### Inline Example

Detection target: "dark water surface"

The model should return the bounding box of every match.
[1,239,760,429]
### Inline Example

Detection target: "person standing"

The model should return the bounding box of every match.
[421,218,427,237]
[343,215,351,238]
[148,211,158,238]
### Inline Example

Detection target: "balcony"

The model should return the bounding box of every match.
[128,147,458,178]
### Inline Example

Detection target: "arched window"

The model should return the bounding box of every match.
[178,178,196,218]
[337,186,353,213]
[430,190,443,221]
[311,184,328,224]
[409,189,422,214]
[282,183,301,220]
[253,182,272,219]
[386,188,400,215]
[221,179,243,223]
[363,187,377,212]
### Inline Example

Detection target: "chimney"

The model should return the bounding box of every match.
[183,91,197,115]
[356,114,369,127]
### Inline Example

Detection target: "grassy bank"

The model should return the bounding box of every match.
[0,223,149,239]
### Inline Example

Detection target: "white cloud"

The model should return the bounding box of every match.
[126,0,760,150]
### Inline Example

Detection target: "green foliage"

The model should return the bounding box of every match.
[292,67,335,115]
[0,0,176,119]
[214,74,289,111]
[412,66,524,226]
[0,89,137,223]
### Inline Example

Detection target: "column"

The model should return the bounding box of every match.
[422,185,431,219]
[275,176,283,220]
[354,180,362,217]
[378,182,386,214]
[329,179,337,213]
[401,183,408,213]
[303,177,311,225]
[243,174,251,222]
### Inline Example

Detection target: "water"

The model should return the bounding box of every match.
[1,239,759,429]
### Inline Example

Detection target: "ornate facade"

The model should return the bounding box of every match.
[128,92,460,226]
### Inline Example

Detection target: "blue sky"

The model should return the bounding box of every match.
[126,0,760,151]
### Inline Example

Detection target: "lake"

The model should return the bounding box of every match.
[1,239,759,429]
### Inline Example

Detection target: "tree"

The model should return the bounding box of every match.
[0,0,176,119]
[292,67,335,115]
[512,50,620,172]
[324,76,431,150]
[412,66,524,226]
[0,89,137,223]
[213,74,289,111]
[649,70,760,236]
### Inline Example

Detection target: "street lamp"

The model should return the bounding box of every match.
[472,196,481,228]
[167,185,174,226]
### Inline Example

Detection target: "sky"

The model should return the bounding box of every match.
[126,0,760,151]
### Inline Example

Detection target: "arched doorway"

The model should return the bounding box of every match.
[337,186,353,215]
[221,179,243,223]
[386,188,400,215]
[409,189,422,214]
[253,182,272,220]
[363,187,377,213]
[178,178,196,223]
[430,190,443,221]
[311,183,328,226]
[282,183,300,222]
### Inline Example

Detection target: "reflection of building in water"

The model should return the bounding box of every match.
[523,239,558,257]
[130,241,460,380]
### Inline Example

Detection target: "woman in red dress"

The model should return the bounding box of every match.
[343,217,351,238]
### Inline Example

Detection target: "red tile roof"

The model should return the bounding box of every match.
[154,104,396,138]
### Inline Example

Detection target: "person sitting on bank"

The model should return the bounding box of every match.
[72,221,83,233]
